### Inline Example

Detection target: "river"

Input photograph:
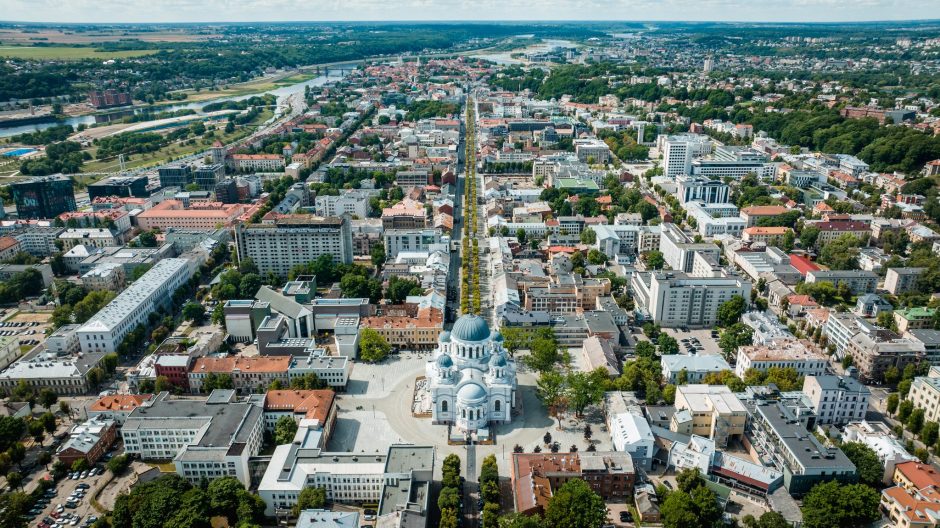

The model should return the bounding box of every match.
[0,68,349,139]
[469,38,577,66]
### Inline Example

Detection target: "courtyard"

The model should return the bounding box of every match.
[332,352,614,478]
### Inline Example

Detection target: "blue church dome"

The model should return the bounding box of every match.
[437,354,454,369]
[451,314,491,342]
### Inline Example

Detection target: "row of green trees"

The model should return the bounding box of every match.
[438,454,462,528]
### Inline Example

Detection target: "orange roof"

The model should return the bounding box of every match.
[89,394,152,412]
[786,295,818,307]
[814,202,835,212]
[0,236,20,253]
[191,355,291,374]
[741,205,789,216]
[744,226,791,235]
[362,307,443,329]
[264,389,335,423]
[231,154,283,160]
[137,200,244,220]
[897,462,940,490]
[882,485,940,523]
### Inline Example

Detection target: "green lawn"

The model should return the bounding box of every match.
[78,109,274,176]
[0,46,160,60]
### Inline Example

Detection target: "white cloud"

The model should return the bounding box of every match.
[0,0,932,23]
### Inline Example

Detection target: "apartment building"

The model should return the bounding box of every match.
[885,268,926,295]
[908,367,940,423]
[235,215,353,277]
[894,308,937,334]
[735,340,828,379]
[842,421,916,485]
[811,221,871,247]
[742,226,792,245]
[748,401,857,495]
[121,390,264,487]
[631,270,751,328]
[510,452,635,516]
[802,375,871,426]
[188,355,291,394]
[845,329,925,383]
[76,258,195,354]
[672,384,747,448]
[882,461,940,528]
[806,270,878,295]
[574,138,612,164]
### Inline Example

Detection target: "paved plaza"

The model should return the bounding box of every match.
[332,352,614,478]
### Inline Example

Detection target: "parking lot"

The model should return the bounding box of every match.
[0,310,53,350]
[661,327,724,357]
[28,467,106,528]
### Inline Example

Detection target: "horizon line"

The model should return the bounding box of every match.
[2,18,940,25]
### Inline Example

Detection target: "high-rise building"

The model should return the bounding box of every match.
[658,134,712,178]
[235,215,353,277]
[158,164,193,189]
[11,174,76,219]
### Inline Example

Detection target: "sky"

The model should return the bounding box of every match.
[0,0,936,24]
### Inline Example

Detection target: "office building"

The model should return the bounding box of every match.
[802,375,871,426]
[845,328,925,383]
[235,215,353,277]
[214,179,239,204]
[259,389,336,438]
[193,164,225,190]
[76,258,195,354]
[0,350,106,395]
[56,416,118,467]
[659,134,712,178]
[574,138,612,164]
[136,200,245,230]
[748,401,857,495]
[158,164,193,188]
[314,189,374,218]
[88,175,151,200]
[740,206,791,228]
[295,510,359,528]
[11,175,76,219]
[88,394,153,426]
[676,175,730,204]
[658,223,721,273]
[383,228,444,260]
[661,356,732,384]
[122,390,263,487]
[894,308,937,334]
[188,355,291,394]
[258,428,434,518]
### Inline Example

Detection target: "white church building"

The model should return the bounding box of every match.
[426,314,517,436]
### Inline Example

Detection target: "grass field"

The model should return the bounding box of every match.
[78,109,274,175]
[0,46,161,60]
